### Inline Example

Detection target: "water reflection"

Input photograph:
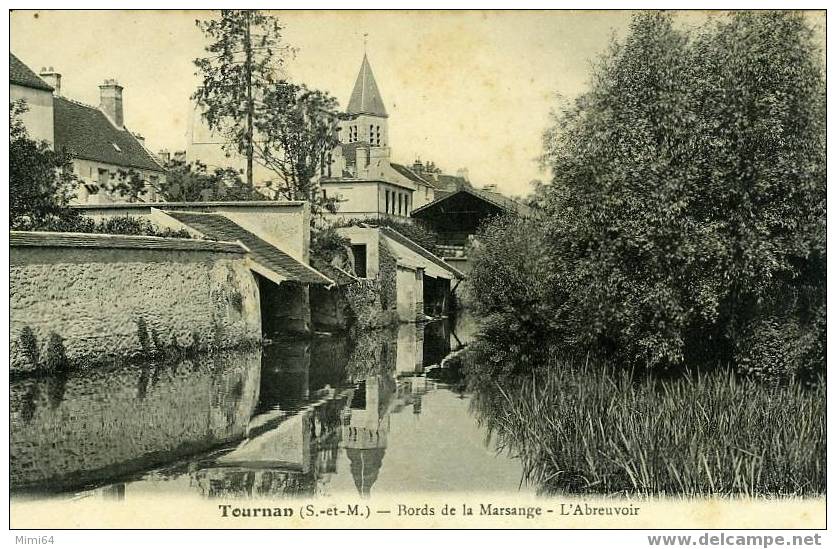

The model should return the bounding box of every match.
[12,310,531,500]
[10,350,261,494]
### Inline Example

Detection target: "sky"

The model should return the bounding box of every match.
[9,10,825,197]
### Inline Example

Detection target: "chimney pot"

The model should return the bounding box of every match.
[38,67,62,97]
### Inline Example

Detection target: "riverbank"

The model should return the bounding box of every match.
[464,347,826,497]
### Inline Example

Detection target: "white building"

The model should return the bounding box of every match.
[320,54,438,221]
[10,53,167,204]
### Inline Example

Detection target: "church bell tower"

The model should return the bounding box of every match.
[341,53,389,149]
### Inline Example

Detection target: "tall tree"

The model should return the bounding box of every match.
[538,11,825,375]
[254,81,340,213]
[193,10,290,186]
[470,11,824,380]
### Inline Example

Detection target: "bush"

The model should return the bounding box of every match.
[310,226,352,267]
[10,100,78,230]
[30,214,194,239]
[467,215,558,373]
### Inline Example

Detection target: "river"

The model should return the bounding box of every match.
[10,311,532,501]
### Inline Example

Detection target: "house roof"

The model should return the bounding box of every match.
[336,141,369,164]
[379,226,466,279]
[10,53,53,92]
[391,163,436,189]
[434,174,470,192]
[53,96,165,173]
[162,211,333,285]
[411,186,533,218]
[346,54,387,118]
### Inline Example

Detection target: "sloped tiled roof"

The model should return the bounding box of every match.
[336,141,369,164]
[379,226,465,279]
[411,186,533,218]
[434,174,470,192]
[10,53,53,91]
[53,96,165,173]
[391,163,436,189]
[346,54,387,117]
[162,211,333,285]
[311,257,359,286]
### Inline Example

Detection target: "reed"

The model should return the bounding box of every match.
[468,357,825,497]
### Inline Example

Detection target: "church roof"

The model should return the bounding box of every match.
[346,54,388,118]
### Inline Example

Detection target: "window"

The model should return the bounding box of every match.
[98,168,110,186]
[351,244,368,278]
[398,193,403,216]
[376,126,381,146]
[385,189,390,213]
[405,194,410,215]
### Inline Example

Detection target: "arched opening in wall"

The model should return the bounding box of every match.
[255,274,311,337]
[423,275,452,317]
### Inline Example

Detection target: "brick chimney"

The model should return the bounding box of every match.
[99,79,124,129]
[39,67,62,96]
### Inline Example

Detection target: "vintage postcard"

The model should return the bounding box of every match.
[6,6,827,537]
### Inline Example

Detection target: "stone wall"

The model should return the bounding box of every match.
[10,232,261,374]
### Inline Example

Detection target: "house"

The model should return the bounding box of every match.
[9,53,166,204]
[317,54,438,221]
[410,184,532,275]
[10,53,54,144]
[336,225,465,321]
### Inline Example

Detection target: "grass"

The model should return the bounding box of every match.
[466,353,826,497]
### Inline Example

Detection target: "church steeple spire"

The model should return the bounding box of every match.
[347,53,388,118]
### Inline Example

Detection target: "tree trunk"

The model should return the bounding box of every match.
[244,10,254,187]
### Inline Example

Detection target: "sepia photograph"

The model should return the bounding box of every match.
[4,4,828,537]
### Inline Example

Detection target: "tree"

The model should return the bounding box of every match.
[254,81,340,214]
[193,10,291,186]
[159,158,265,202]
[9,100,78,229]
[473,11,825,380]
[541,11,826,376]
[102,168,148,203]
[522,179,549,209]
